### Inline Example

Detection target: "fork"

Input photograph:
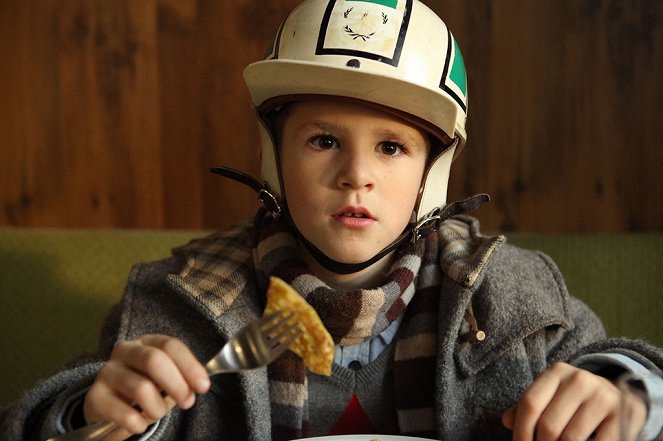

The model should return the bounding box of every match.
[47,311,302,441]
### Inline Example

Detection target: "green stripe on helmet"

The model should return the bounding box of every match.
[449,38,467,96]
[347,0,398,9]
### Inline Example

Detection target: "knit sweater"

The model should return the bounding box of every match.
[308,342,398,436]
[1,215,662,441]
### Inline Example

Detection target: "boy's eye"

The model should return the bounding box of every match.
[380,142,403,156]
[311,135,337,150]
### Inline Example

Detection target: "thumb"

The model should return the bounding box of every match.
[501,406,516,429]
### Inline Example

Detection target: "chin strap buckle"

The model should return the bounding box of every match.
[411,193,492,243]
[413,210,442,243]
[257,188,282,218]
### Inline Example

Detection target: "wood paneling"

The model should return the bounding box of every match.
[1,0,661,232]
[440,0,663,232]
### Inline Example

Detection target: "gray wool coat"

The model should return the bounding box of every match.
[2,216,662,441]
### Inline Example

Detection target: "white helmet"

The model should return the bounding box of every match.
[244,0,468,227]
[214,0,481,273]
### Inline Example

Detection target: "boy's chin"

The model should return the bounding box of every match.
[301,242,377,266]
[318,247,393,269]
[320,246,381,265]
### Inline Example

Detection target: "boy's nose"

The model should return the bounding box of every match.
[335,150,376,191]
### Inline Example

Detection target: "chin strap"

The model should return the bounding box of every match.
[210,166,283,217]
[211,166,490,274]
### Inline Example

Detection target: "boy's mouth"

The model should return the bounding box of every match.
[340,212,368,218]
[333,206,375,221]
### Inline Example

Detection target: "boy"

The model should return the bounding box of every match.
[2,0,661,440]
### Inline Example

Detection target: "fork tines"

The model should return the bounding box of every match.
[261,311,302,349]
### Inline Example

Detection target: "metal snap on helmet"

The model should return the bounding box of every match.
[244,0,469,226]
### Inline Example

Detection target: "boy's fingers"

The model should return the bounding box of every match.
[511,363,565,441]
[83,334,212,439]
[530,369,604,440]
[501,406,515,429]
[84,382,151,435]
[140,334,211,394]
[101,360,175,420]
[509,362,643,441]
[111,339,192,408]
[562,401,615,441]
[110,335,206,408]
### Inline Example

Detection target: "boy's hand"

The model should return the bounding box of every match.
[502,362,647,441]
[83,335,211,441]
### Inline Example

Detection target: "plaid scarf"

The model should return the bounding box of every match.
[254,216,442,439]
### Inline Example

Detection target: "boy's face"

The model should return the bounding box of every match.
[279,99,429,266]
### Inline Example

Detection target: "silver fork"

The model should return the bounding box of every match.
[47,311,302,441]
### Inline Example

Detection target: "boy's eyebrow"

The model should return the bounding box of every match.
[295,120,349,133]
[374,128,424,145]
[296,121,426,146]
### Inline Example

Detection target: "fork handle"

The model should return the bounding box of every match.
[45,420,117,441]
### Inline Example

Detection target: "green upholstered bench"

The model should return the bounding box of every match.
[0,228,661,407]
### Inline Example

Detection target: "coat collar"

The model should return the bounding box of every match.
[436,215,505,287]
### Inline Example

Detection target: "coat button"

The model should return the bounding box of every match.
[348,360,362,370]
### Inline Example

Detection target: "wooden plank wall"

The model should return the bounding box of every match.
[1,0,661,233]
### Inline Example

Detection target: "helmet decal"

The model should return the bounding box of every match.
[315,0,413,66]
[350,0,398,7]
[440,32,467,112]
